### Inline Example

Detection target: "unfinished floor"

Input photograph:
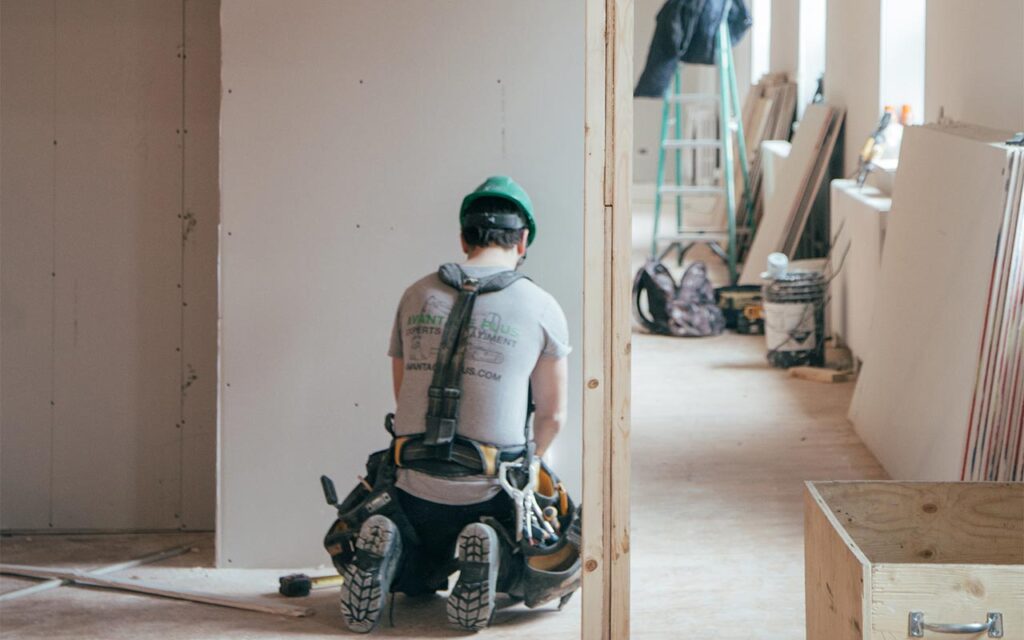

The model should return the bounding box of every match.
[0,327,885,639]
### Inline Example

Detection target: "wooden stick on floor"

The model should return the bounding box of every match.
[0,564,314,618]
[0,544,193,602]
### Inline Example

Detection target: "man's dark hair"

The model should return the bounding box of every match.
[461,196,527,249]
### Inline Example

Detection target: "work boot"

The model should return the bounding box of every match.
[340,515,402,633]
[447,522,500,631]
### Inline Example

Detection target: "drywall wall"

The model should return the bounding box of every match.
[824,0,882,174]
[925,0,1024,131]
[219,0,585,568]
[0,0,219,530]
[770,0,800,77]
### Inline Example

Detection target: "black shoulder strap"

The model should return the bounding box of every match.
[421,264,527,459]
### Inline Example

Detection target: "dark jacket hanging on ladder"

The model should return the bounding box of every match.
[634,0,752,98]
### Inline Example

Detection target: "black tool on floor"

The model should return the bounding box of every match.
[278,573,345,597]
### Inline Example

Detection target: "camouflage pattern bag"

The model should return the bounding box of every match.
[632,259,725,337]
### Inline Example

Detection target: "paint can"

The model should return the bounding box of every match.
[763,270,826,368]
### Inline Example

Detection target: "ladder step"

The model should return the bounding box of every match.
[673,231,730,242]
[666,93,719,103]
[663,138,721,149]
[659,185,723,196]
[669,228,751,238]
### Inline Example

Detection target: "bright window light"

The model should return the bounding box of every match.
[750,0,772,84]
[879,0,925,124]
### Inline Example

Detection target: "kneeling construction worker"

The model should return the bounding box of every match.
[323,176,581,633]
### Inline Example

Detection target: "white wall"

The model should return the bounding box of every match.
[797,0,826,114]
[1,0,219,531]
[770,0,828,117]
[825,0,882,174]
[219,0,585,568]
[770,0,800,77]
[925,0,1024,131]
[750,0,773,84]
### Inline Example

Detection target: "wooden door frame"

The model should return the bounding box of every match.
[581,0,632,638]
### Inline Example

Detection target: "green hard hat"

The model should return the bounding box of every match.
[460,175,537,246]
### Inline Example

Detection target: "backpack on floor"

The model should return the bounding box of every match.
[632,259,726,337]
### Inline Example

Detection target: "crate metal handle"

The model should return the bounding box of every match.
[909,611,1003,637]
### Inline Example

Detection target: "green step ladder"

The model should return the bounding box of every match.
[650,17,751,285]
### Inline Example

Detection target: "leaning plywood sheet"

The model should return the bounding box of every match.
[849,123,1021,481]
[740,104,840,284]
[732,74,796,254]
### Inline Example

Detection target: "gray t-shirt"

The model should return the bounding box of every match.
[388,265,570,505]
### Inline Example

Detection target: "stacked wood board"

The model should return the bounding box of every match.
[963,141,1023,482]
[849,123,1024,481]
[732,73,798,238]
[738,103,845,285]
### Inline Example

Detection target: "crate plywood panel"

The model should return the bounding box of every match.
[849,125,1018,481]
[0,0,57,529]
[804,486,871,640]
[807,481,1024,640]
[179,0,220,531]
[219,0,585,567]
[813,482,1024,566]
[871,564,1024,639]
[49,0,184,529]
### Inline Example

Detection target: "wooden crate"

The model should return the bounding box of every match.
[805,482,1024,639]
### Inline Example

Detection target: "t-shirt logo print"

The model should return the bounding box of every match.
[466,343,504,365]
[406,296,450,362]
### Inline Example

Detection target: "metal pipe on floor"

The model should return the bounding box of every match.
[0,544,192,602]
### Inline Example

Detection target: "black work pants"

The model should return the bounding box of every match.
[392,489,516,595]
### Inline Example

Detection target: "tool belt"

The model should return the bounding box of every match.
[393,434,527,477]
[321,445,420,571]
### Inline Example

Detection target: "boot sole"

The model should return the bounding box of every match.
[447,524,499,631]
[340,516,401,634]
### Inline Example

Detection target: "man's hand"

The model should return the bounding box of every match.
[530,356,568,457]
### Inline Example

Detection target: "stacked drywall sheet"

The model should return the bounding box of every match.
[739,103,845,285]
[963,147,1023,482]
[704,74,797,237]
[828,180,891,365]
[849,123,1023,481]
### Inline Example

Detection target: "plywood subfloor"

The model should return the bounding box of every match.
[0,335,885,639]
[629,331,886,638]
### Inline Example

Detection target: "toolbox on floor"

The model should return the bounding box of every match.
[804,481,1023,639]
[714,285,763,335]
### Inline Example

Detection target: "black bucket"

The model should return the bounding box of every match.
[762,270,826,368]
